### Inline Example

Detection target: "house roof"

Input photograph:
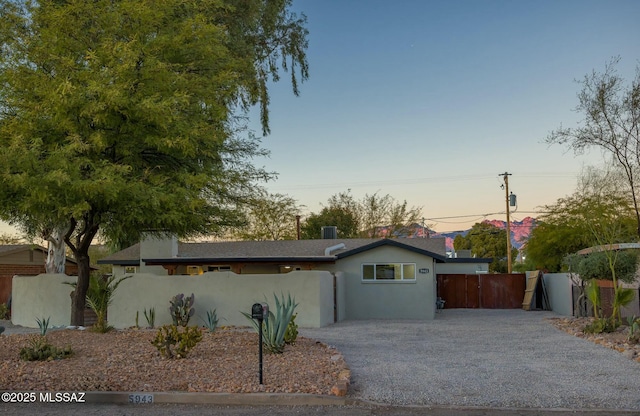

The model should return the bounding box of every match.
[98,237,450,265]
[0,244,85,266]
[0,244,39,256]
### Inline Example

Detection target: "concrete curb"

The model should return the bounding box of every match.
[84,391,353,406]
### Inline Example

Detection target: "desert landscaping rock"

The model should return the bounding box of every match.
[0,323,349,395]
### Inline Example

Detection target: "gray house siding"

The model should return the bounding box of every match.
[329,245,437,320]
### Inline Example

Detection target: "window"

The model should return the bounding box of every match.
[124,266,137,274]
[207,265,231,272]
[362,263,416,282]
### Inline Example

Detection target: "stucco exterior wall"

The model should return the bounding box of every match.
[108,270,334,328]
[330,245,437,320]
[12,271,334,329]
[12,274,75,327]
[542,273,573,316]
[335,271,346,322]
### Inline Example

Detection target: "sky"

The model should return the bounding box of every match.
[247,0,640,233]
[1,0,639,237]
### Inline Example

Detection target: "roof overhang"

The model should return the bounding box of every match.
[141,256,337,265]
[337,239,449,262]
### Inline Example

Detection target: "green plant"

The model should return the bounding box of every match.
[241,293,298,354]
[613,287,636,323]
[0,302,9,319]
[144,307,156,328]
[585,279,601,319]
[627,316,640,344]
[0,326,4,335]
[36,316,50,336]
[583,317,619,334]
[151,325,203,359]
[85,274,131,333]
[169,293,195,327]
[201,309,218,333]
[284,313,298,345]
[19,335,73,361]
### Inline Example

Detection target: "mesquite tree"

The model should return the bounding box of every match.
[0,0,308,325]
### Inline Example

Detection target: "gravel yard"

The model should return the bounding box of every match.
[301,310,640,410]
[0,322,348,395]
[3,310,640,412]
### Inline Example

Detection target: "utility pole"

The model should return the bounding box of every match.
[499,172,512,273]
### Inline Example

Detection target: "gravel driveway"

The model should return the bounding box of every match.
[301,309,640,411]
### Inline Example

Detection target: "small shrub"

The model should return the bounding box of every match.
[284,313,298,344]
[628,316,640,344]
[201,309,218,333]
[0,302,9,319]
[144,307,156,328]
[36,316,50,336]
[583,317,619,334]
[151,325,202,359]
[169,293,195,327]
[0,326,4,335]
[19,335,73,361]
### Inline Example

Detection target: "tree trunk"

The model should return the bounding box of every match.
[70,252,91,326]
[45,226,67,274]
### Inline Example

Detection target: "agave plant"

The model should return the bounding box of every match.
[242,293,298,354]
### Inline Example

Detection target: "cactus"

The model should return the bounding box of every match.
[169,293,195,327]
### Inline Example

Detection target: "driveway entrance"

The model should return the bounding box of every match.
[301,309,640,410]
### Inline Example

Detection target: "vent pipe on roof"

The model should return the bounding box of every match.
[324,243,345,256]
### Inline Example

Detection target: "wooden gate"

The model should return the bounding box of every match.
[437,273,525,309]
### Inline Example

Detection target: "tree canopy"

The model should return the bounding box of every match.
[546,57,640,236]
[0,0,309,324]
[524,167,638,272]
[230,190,301,240]
[300,191,423,239]
[453,221,516,273]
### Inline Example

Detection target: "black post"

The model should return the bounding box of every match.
[252,303,265,386]
[258,318,263,385]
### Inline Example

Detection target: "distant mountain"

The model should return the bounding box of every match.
[431,217,537,252]
[375,216,536,253]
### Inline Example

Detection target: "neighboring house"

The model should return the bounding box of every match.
[0,244,82,304]
[99,235,491,321]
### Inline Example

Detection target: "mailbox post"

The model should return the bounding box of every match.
[251,303,268,385]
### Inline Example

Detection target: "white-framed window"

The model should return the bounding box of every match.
[361,263,416,282]
[207,265,231,272]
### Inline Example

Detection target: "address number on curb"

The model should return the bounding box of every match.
[128,394,154,404]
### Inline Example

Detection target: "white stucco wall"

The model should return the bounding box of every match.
[11,271,334,329]
[542,273,574,316]
[329,245,437,320]
[107,270,334,328]
[12,274,75,327]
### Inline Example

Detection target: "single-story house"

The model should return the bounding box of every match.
[0,244,82,304]
[97,235,491,322]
